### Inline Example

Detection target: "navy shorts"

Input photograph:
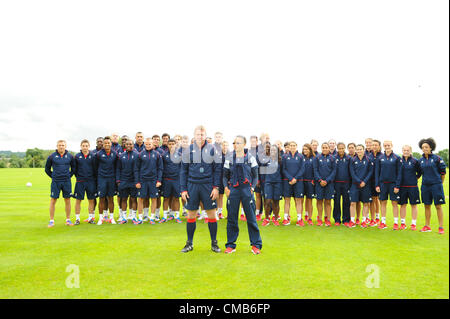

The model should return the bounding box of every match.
[303,181,316,199]
[398,186,421,205]
[118,182,137,198]
[73,180,97,200]
[185,182,217,211]
[97,177,116,198]
[315,182,335,200]
[379,183,400,201]
[254,185,261,194]
[264,182,282,200]
[162,179,181,198]
[421,183,446,206]
[349,184,372,203]
[51,180,72,199]
[283,180,304,198]
[137,180,159,199]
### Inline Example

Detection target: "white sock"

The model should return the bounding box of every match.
[174,210,180,218]
[298,213,302,220]
[139,214,143,220]
[103,210,108,216]
[376,213,380,219]
[151,213,155,220]
[284,213,289,220]
[394,217,399,224]
[202,210,207,217]
[412,219,417,225]
[50,219,54,223]
[119,208,123,218]
[305,212,309,218]
[109,213,114,219]
[255,209,260,215]
[401,218,405,224]
[381,217,386,224]
[143,208,149,217]
[66,218,71,222]
[163,210,169,219]
[351,217,355,222]
[155,208,160,217]
[75,214,80,221]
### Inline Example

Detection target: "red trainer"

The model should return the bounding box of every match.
[282,219,290,226]
[393,223,399,230]
[296,219,304,227]
[262,219,270,227]
[273,220,280,226]
[348,221,356,228]
[420,225,431,232]
[256,214,262,221]
[218,213,224,219]
[361,221,368,228]
[410,224,417,231]
[304,215,309,221]
[317,219,323,226]
[343,222,349,227]
[355,218,360,225]
[251,246,261,255]
[324,219,331,227]
[224,247,236,254]
[335,222,341,226]
[369,220,378,227]
[400,223,406,230]
[240,214,245,221]
[375,218,380,224]
[204,218,209,224]
[378,222,387,229]
[438,227,445,235]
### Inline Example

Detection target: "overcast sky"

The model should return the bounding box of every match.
[0,0,448,154]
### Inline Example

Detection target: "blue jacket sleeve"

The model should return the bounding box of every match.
[374,158,380,187]
[313,157,322,182]
[282,156,295,181]
[116,158,121,183]
[363,160,374,184]
[45,155,53,178]
[326,158,336,183]
[395,156,402,188]
[134,155,141,185]
[180,161,189,193]
[437,155,447,176]
[295,156,305,180]
[73,157,78,179]
[415,159,422,180]
[157,154,163,182]
[222,165,230,189]
[70,155,75,178]
[349,159,361,184]
[212,159,222,188]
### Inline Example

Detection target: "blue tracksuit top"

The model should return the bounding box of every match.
[400,156,421,187]
[282,151,305,181]
[162,150,182,179]
[134,142,145,153]
[134,149,163,183]
[368,151,382,181]
[264,157,282,183]
[375,152,402,188]
[313,153,336,183]
[45,150,75,181]
[418,153,447,186]
[350,155,373,185]
[223,151,259,188]
[302,156,315,181]
[180,141,222,192]
[111,142,123,154]
[334,153,352,182]
[95,149,118,179]
[73,151,96,182]
[153,146,164,155]
[116,150,139,183]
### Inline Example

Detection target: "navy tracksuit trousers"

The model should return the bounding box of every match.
[333,182,350,223]
[226,185,262,249]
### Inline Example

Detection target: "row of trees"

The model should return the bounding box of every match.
[0,148,448,168]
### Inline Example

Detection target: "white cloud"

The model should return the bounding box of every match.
[0,0,448,153]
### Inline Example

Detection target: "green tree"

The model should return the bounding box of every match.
[412,152,421,160]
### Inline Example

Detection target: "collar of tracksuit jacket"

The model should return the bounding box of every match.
[335,153,351,182]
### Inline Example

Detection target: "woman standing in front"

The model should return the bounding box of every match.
[418,138,446,234]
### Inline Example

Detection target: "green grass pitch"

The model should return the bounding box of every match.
[0,168,448,298]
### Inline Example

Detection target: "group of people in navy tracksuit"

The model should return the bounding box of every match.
[45,131,447,254]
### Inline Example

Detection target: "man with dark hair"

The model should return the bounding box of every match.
[134,132,145,153]
[161,133,170,153]
[96,136,118,225]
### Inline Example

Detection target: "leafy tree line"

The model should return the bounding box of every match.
[0,148,448,169]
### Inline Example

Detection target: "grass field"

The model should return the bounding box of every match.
[0,168,448,299]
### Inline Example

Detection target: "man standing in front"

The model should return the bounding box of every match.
[180,125,222,253]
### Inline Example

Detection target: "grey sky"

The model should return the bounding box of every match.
[0,0,448,154]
